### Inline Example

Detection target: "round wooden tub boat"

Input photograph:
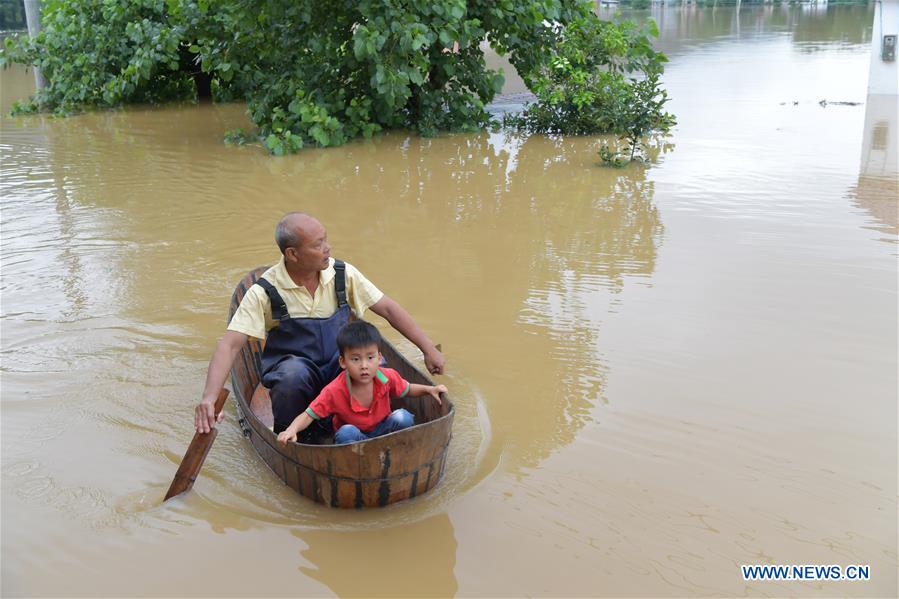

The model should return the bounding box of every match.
[227,267,454,508]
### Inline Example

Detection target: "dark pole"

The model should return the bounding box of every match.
[23,0,48,90]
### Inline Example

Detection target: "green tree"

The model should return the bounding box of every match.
[505,14,674,160]
[2,0,674,154]
[1,0,204,112]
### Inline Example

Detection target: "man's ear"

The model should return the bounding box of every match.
[338,354,346,369]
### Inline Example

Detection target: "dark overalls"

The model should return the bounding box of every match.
[255,260,351,436]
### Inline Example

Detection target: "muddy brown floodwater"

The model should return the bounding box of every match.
[1,3,895,597]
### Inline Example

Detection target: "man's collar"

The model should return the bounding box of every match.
[271,256,335,289]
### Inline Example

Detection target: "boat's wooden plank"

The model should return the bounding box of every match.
[249,384,274,429]
[267,442,285,482]
[296,464,311,499]
[387,472,415,505]
[283,459,300,493]
[360,480,380,507]
[411,466,426,498]
[335,478,358,509]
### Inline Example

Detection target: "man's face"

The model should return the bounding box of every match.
[286,218,331,271]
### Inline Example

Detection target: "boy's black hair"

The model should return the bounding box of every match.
[336,320,382,355]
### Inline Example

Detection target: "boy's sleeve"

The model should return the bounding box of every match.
[306,388,334,420]
[387,369,411,398]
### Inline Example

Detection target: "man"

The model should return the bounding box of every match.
[194,212,445,435]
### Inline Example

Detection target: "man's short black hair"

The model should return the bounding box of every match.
[337,320,382,355]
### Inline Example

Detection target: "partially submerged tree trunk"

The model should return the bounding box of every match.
[23,0,47,90]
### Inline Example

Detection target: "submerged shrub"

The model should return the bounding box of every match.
[505,16,674,138]
[3,1,192,114]
[2,0,675,155]
[505,15,675,163]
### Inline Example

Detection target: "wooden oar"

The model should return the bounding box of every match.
[164,388,229,502]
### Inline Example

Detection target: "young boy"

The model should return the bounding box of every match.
[276,320,447,446]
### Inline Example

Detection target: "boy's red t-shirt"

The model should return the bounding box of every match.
[305,367,411,432]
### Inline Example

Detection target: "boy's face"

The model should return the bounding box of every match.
[339,343,381,385]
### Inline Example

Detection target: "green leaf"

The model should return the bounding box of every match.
[310,124,330,146]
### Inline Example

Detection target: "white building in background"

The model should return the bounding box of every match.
[854,0,897,239]
[867,0,898,96]
[861,0,898,178]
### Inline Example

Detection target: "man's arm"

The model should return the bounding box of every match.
[194,329,248,433]
[369,295,445,374]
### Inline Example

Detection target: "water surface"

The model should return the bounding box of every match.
[1,4,895,597]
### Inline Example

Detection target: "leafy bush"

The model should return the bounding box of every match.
[2,0,675,155]
[506,14,674,163]
[2,1,197,114]
[506,16,674,138]
[598,144,627,168]
[219,0,588,153]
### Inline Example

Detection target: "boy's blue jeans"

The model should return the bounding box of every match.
[334,409,415,445]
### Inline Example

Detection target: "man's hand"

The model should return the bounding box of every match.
[195,330,247,433]
[277,430,298,446]
[424,347,445,375]
[194,396,224,434]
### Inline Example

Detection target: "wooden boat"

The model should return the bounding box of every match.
[227,266,454,508]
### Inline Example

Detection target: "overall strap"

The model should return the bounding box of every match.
[255,277,290,321]
[333,259,348,307]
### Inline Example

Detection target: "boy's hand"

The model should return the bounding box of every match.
[428,384,448,405]
[277,430,297,446]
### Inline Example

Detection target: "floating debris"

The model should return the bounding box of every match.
[819,99,863,107]
[781,100,862,107]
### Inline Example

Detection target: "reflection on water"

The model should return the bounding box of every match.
[602,2,874,53]
[0,61,34,114]
[299,513,458,597]
[850,174,898,241]
[851,93,898,241]
[2,3,896,597]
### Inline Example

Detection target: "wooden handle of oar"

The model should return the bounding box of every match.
[163,388,230,502]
